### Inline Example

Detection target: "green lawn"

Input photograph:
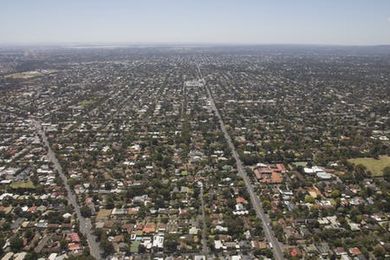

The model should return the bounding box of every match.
[348,156,390,176]
[5,71,43,79]
[79,99,95,108]
[10,181,36,189]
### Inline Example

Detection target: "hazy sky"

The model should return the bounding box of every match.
[1,0,389,45]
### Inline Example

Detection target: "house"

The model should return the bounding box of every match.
[304,166,333,179]
[68,242,81,251]
[214,240,224,250]
[143,223,156,234]
[235,196,248,204]
[1,252,14,260]
[14,253,27,260]
[215,225,228,233]
[194,256,206,260]
[68,233,81,243]
[334,247,347,256]
[0,206,12,215]
[348,247,362,257]
[289,247,302,258]
[253,163,285,184]
[111,208,126,215]
[316,242,330,257]
[152,234,164,248]
[233,203,249,215]
[307,186,321,198]
[189,226,199,235]
[304,244,319,256]
[128,207,139,215]
[48,253,57,260]
[251,240,268,250]
[96,209,112,221]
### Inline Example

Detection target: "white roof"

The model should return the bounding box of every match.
[0,193,13,200]
[304,166,324,174]
[152,235,164,248]
[14,252,27,260]
[1,252,14,260]
[48,253,57,260]
[316,172,332,180]
[62,213,72,218]
[214,240,223,249]
[189,226,199,235]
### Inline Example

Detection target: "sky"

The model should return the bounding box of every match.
[0,0,389,45]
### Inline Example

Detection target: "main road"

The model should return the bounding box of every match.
[32,119,102,260]
[197,65,285,260]
[198,181,209,256]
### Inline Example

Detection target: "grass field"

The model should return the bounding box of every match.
[5,70,56,80]
[79,99,95,108]
[5,71,43,79]
[10,181,36,189]
[348,156,390,176]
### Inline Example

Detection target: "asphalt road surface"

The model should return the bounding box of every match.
[197,65,285,260]
[199,181,209,256]
[33,120,102,260]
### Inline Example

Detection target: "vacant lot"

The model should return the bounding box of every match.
[348,156,390,176]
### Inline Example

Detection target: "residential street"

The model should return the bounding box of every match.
[198,64,285,260]
[33,120,102,260]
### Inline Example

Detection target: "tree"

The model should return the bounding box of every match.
[260,248,273,258]
[68,256,94,260]
[373,244,385,257]
[369,144,381,159]
[81,206,92,218]
[100,238,114,257]
[253,249,263,257]
[252,221,263,236]
[0,238,4,255]
[60,239,67,250]
[10,237,23,252]
[24,252,39,260]
[383,166,390,182]
[350,207,362,223]
[224,215,244,237]
[47,211,63,224]
[354,164,367,181]
[104,182,113,190]
[262,199,271,211]
[24,229,34,240]
[304,195,315,204]
[164,234,179,253]
[331,189,341,198]
[105,195,115,209]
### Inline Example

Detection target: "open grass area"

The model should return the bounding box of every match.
[10,180,36,189]
[5,71,43,79]
[348,156,390,176]
[5,70,56,80]
[79,99,95,108]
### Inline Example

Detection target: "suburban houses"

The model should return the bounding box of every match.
[0,45,389,259]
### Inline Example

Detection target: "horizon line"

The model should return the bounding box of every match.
[0,41,390,48]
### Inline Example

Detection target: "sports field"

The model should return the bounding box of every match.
[348,156,390,176]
